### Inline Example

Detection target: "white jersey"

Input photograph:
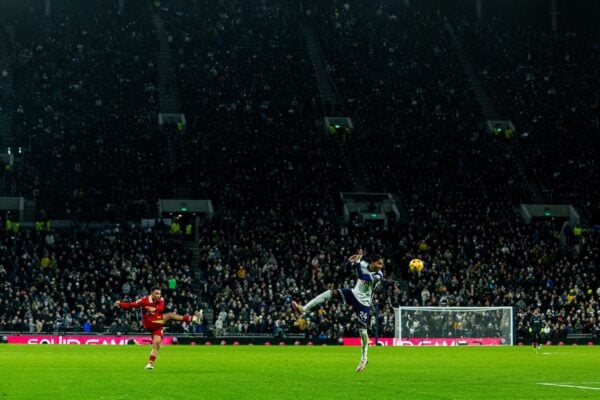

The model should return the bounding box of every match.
[351,260,384,306]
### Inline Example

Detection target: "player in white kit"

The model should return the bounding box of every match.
[292,251,384,372]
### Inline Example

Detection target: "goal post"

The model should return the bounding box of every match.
[394,306,514,346]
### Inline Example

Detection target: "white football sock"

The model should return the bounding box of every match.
[360,328,369,360]
[303,290,332,313]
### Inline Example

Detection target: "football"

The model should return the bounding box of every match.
[409,258,424,272]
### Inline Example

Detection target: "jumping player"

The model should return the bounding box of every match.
[114,286,202,369]
[292,251,384,372]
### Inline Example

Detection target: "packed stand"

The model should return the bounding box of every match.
[187,1,600,342]
[456,9,600,223]
[1,0,599,347]
[159,0,350,215]
[193,212,400,339]
[6,1,169,221]
[192,213,600,342]
[308,1,534,209]
[0,225,200,335]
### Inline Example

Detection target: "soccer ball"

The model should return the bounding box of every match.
[409,258,424,272]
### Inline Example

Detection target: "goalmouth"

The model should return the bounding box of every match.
[394,306,514,346]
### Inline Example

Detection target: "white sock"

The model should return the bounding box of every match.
[304,290,332,313]
[359,329,369,360]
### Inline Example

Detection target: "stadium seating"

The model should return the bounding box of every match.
[0,0,598,344]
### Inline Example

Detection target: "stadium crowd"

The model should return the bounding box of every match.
[0,0,599,346]
[5,1,168,221]
[0,223,199,335]
[457,10,600,223]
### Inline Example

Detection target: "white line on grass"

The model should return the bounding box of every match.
[538,383,600,391]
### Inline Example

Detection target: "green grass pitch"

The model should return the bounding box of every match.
[1,344,600,399]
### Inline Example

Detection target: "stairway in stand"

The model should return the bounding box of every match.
[185,241,212,329]
[446,23,546,203]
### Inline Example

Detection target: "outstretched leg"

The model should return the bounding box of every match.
[163,310,203,324]
[293,290,338,315]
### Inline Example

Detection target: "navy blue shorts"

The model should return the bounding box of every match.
[338,288,370,327]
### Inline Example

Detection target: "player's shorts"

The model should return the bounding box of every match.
[143,321,164,338]
[337,288,370,327]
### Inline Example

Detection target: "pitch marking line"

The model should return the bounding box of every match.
[538,383,600,391]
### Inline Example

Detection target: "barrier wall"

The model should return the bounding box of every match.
[3,334,594,346]
[343,337,504,346]
[3,335,335,346]
[5,335,174,345]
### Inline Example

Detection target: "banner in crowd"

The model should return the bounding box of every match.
[6,335,175,345]
[343,337,504,346]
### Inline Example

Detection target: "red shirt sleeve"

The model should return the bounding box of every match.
[119,296,148,309]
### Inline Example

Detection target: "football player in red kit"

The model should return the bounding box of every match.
[114,286,202,369]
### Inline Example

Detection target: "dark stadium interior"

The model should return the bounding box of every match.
[0,0,599,345]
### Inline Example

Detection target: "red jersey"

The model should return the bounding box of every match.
[118,295,165,327]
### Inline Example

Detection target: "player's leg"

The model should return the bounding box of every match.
[534,332,542,350]
[146,334,162,369]
[163,310,203,324]
[337,289,370,372]
[357,328,369,372]
[292,289,334,315]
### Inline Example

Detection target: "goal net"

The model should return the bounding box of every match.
[394,306,514,346]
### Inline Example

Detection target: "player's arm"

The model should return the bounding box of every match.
[354,263,383,282]
[114,297,147,309]
[355,263,374,281]
[344,249,363,273]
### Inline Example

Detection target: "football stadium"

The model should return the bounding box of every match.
[0,0,599,399]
